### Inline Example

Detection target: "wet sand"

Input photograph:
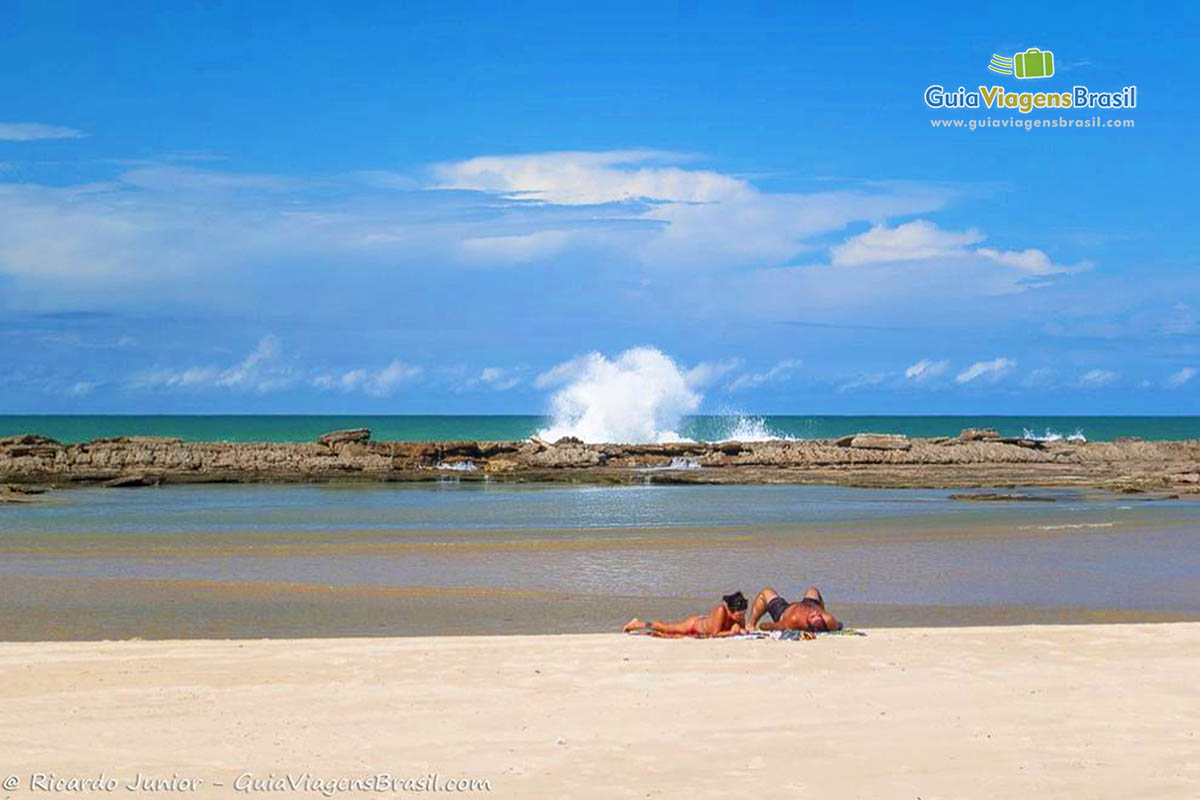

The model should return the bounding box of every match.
[2,625,1197,798]
[3,575,1196,641]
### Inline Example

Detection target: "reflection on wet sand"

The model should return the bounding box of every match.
[3,576,1194,641]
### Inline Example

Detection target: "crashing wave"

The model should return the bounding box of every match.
[536,348,700,444]
[1022,427,1087,443]
[714,415,795,443]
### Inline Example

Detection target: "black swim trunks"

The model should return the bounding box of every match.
[766,595,790,622]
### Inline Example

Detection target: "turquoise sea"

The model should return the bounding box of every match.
[3,414,1199,443]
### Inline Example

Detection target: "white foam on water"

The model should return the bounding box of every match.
[637,456,702,471]
[716,414,796,442]
[1019,521,1116,531]
[537,347,701,444]
[1023,427,1087,443]
[436,460,477,471]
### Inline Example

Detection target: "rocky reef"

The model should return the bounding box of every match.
[1,429,1198,494]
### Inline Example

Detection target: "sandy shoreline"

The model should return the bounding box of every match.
[2,624,1196,798]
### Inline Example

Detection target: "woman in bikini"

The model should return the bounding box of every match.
[622,591,748,637]
[747,586,842,633]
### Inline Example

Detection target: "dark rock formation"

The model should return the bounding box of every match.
[837,433,912,451]
[0,433,1196,493]
[948,493,1056,502]
[318,428,371,446]
[90,436,183,445]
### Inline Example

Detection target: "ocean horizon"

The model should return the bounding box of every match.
[3,414,1199,444]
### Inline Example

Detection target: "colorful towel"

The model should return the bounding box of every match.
[625,628,865,639]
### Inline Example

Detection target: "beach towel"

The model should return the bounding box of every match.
[625,628,865,640]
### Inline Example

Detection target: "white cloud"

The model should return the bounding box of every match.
[956,357,1016,384]
[457,230,574,265]
[131,335,295,393]
[432,151,954,270]
[831,219,1082,277]
[215,335,287,390]
[1077,369,1118,388]
[0,158,944,290]
[976,247,1068,275]
[0,149,1102,333]
[0,122,86,141]
[1021,367,1056,388]
[832,220,983,266]
[727,359,801,392]
[312,360,421,397]
[904,358,949,381]
[535,355,592,390]
[684,358,741,388]
[837,372,888,392]
[1166,367,1197,388]
[475,367,521,391]
[119,165,297,193]
[430,150,743,206]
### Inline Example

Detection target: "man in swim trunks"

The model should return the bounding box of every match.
[747,586,842,633]
[622,591,748,637]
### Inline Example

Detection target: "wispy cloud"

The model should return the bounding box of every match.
[468,366,522,391]
[1077,368,1118,388]
[1021,367,1056,388]
[956,357,1016,384]
[432,151,955,270]
[837,372,889,392]
[727,359,801,392]
[685,358,741,389]
[0,122,86,141]
[312,360,421,397]
[1166,367,1196,388]
[0,154,953,295]
[1162,303,1197,335]
[130,335,296,393]
[430,149,739,206]
[904,358,949,381]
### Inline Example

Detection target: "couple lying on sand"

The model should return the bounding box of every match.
[623,586,842,638]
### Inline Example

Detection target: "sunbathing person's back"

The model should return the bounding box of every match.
[623,592,748,637]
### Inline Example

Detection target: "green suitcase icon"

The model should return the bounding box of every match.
[1014,48,1054,79]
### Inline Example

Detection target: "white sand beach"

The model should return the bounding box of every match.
[1,624,1196,798]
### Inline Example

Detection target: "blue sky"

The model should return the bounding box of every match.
[1,1,1197,414]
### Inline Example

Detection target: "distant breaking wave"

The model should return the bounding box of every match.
[711,414,796,442]
[535,346,1108,446]
[537,348,700,443]
[535,348,797,444]
[1023,427,1087,443]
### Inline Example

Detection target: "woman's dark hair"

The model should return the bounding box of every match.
[722,591,748,612]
